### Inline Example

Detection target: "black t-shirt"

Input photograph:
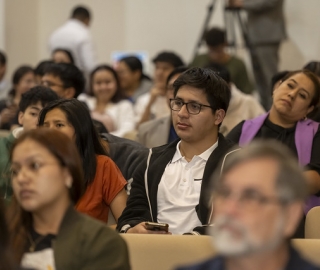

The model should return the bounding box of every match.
[226,117,320,175]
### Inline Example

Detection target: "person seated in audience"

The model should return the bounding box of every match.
[38,99,127,224]
[79,65,135,137]
[137,66,188,148]
[117,67,235,235]
[227,70,320,237]
[190,27,253,94]
[177,140,320,270]
[206,63,265,135]
[135,51,185,126]
[41,62,83,99]
[116,55,152,103]
[52,48,75,64]
[0,86,59,201]
[8,128,130,270]
[0,66,35,130]
[41,62,108,134]
[34,60,53,85]
[0,51,10,100]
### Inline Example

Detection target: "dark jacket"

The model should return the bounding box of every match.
[176,246,320,270]
[101,133,149,181]
[53,206,130,270]
[117,134,235,233]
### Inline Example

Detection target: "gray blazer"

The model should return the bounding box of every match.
[243,0,286,44]
[137,115,171,148]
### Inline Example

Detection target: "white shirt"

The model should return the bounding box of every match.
[49,19,96,74]
[157,141,218,235]
[134,92,170,123]
[0,79,10,100]
[80,95,135,138]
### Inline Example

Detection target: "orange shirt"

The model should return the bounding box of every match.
[76,155,127,223]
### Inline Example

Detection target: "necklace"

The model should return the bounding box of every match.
[27,232,47,252]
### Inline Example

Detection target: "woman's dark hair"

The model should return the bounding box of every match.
[119,56,150,81]
[0,199,16,269]
[52,48,75,65]
[89,65,125,103]
[280,69,320,109]
[38,99,108,186]
[303,61,320,77]
[9,65,34,97]
[8,128,85,263]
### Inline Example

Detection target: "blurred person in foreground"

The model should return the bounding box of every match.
[177,140,320,270]
[8,128,130,269]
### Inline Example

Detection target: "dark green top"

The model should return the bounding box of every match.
[190,53,254,94]
[0,132,15,202]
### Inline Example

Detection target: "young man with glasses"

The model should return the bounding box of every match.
[41,63,84,99]
[177,140,320,270]
[117,67,235,235]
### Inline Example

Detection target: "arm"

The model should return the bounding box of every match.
[137,87,164,127]
[110,189,128,222]
[116,155,154,231]
[304,170,320,195]
[81,226,130,270]
[79,38,96,73]
[229,0,282,12]
[110,101,135,138]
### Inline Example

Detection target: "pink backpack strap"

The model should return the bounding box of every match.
[239,113,269,147]
[295,119,319,166]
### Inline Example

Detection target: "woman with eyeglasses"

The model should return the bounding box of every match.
[38,99,128,224]
[8,128,130,269]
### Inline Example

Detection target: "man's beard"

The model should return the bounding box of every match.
[208,215,284,257]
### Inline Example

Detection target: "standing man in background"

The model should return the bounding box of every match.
[49,6,96,77]
[229,0,286,110]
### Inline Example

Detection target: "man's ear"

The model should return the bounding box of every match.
[283,202,304,238]
[64,87,76,99]
[18,111,24,126]
[214,109,226,126]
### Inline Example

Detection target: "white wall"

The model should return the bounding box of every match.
[3,0,320,79]
[0,0,5,50]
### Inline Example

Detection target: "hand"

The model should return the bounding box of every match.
[0,107,17,125]
[149,86,166,104]
[127,222,171,235]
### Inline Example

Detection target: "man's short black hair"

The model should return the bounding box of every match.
[34,60,53,77]
[19,86,60,113]
[205,27,226,47]
[205,62,231,84]
[166,66,189,85]
[173,67,231,114]
[43,63,85,98]
[71,6,90,21]
[152,51,185,68]
[0,51,6,66]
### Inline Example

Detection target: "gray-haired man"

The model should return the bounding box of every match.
[177,140,320,270]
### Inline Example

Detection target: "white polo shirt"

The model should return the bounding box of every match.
[157,140,218,235]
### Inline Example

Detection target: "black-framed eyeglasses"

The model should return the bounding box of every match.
[169,99,213,115]
[212,186,287,210]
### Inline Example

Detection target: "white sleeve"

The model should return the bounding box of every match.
[110,101,136,138]
[79,36,96,73]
